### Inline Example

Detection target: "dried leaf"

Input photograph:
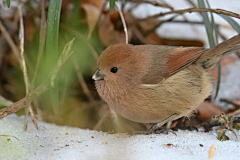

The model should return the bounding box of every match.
[98,12,126,46]
[233,100,240,106]
[198,101,222,121]
[217,130,229,141]
[166,143,177,147]
[82,4,101,38]
[208,144,216,159]
[233,123,240,130]
[82,0,105,9]
[102,141,108,145]
[211,57,237,80]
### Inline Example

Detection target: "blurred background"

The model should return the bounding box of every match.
[0,0,239,132]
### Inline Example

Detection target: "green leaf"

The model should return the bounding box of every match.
[45,0,62,114]
[110,0,116,14]
[6,0,10,8]
[219,14,240,33]
[71,0,81,28]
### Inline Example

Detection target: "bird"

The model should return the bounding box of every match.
[92,34,240,134]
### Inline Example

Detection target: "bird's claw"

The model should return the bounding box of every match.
[154,128,177,135]
[129,127,177,136]
[172,124,198,131]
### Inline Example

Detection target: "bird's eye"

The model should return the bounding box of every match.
[110,67,118,73]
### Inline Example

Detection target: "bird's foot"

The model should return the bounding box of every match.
[130,124,177,136]
[172,120,198,131]
[172,125,198,131]
[153,128,177,135]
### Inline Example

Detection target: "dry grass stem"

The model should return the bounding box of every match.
[31,0,46,88]
[115,3,128,44]
[31,0,46,120]
[147,8,240,20]
[226,109,240,117]
[93,104,110,130]
[73,58,95,102]
[126,0,173,10]
[0,39,75,119]
[18,4,38,130]
[0,20,21,63]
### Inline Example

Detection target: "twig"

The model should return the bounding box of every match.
[147,8,240,20]
[236,51,240,58]
[200,117,240,130]
[125,2,140,13]
[143,15,178,36]
[154,20,233,28]
[18,4,38,130]
[0,39,75,119]
[72,58,95,102]
[30,0,46,121]
[115,2,128,44]
[226,109,240,117]
[126,0,173,10]
[0,20,21,64]
[0,135,20,141]
[186,0,197,8]
[212,113,238,138]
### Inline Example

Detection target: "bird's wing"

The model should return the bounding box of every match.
[141,46,206,84]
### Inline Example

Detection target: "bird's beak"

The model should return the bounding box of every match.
[92,69,104,81]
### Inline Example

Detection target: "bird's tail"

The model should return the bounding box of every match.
[198,34,240,71]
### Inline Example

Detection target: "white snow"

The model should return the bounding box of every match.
[213,60,240,110]
[0,1,240,160]
[0,114,240,160]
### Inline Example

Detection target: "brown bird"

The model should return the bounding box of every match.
[92,34,240,134]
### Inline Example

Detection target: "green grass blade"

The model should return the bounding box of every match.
[219,14,240,33]
[6,0,10,8]
[204,0,221,102]
[71,0,81,28]
[110,0,116,14]
[214,63,221,101]
[205,0,218,45]
[197,0,216,48]
[198,0,222,102]
[45,0,62,114]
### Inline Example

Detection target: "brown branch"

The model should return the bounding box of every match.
[148,8,240,19]
[0,20,21,64]
[0,39,75,119]
[126,0,173,10]
[226,109,240,117]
